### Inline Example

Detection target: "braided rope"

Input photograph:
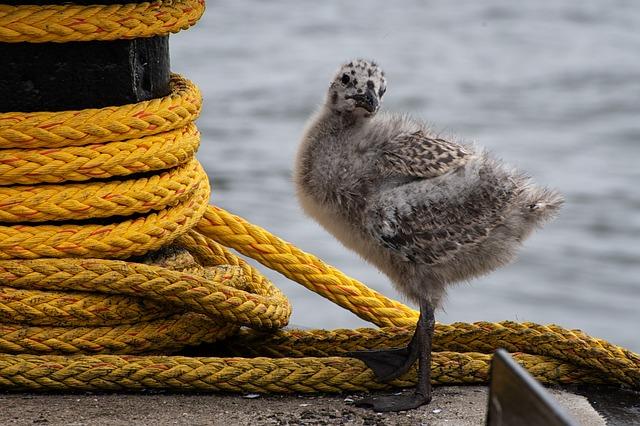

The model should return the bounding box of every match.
[0,124,199,185]
[196,207,419,328]
[0,352,612,392]
[0,0,205,43]
[0,286,172,326]
[0,314,236,355]
[0,75,201,149]
[0,181,209,260]
[0,258,290,330]
[0,160,202,222]
[222,323,640,388]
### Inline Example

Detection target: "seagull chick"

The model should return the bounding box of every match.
[294,59,563,412]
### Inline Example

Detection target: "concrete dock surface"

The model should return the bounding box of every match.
[2,385,633,425]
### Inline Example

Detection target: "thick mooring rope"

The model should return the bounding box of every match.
[0,0,205,43]
[0,1,638,393]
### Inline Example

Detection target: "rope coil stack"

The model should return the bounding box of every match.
[0,0,638,393]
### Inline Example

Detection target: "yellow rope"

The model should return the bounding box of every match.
[0,2,638,394]
[0,258,290,331]
[0,0,205,43]
[0,180,209,259]
[196,207,419,328]
[0,75,201,149]
[0,314,236,355]
[0,352,614,392]
[0,160,203,222]
[0,123,200,185]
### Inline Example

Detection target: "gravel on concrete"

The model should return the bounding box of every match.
[0,386,606,426]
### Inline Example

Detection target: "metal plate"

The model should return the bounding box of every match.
[486,349,578,426]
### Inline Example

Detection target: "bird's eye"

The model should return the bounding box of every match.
[341,74,351,85]
[378,86,386,97]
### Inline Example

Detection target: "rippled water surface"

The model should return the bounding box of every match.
[171,1,640,351]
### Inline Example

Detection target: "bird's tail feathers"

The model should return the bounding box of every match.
[523,185,564,224]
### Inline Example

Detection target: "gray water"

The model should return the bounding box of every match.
[170,1,640,352]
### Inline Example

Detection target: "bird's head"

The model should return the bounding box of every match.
[326,59,387,119]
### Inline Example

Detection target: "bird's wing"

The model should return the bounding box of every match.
[378,131,469,179]
[365,170,515,265]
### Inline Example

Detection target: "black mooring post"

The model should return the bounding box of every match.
[0,0,171,112]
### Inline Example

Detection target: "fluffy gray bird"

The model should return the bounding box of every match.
[294,59,563,412]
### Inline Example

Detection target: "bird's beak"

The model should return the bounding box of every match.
[348,87,379,113]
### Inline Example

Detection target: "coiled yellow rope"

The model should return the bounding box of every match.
[0,0,205,43]
[0,1,639,394]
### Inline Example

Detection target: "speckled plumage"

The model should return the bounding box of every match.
[295,59,562,307]
[379,130,469,179]
[294,58,563,411]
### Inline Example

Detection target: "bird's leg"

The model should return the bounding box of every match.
[352,299,435,412]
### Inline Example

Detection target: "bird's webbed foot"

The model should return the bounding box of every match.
[350,299,436,412]
[354,391,432,412]
[346,334,419,382]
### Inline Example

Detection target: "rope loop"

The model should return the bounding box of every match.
[0,75,201,149]
[0,0,206,43]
